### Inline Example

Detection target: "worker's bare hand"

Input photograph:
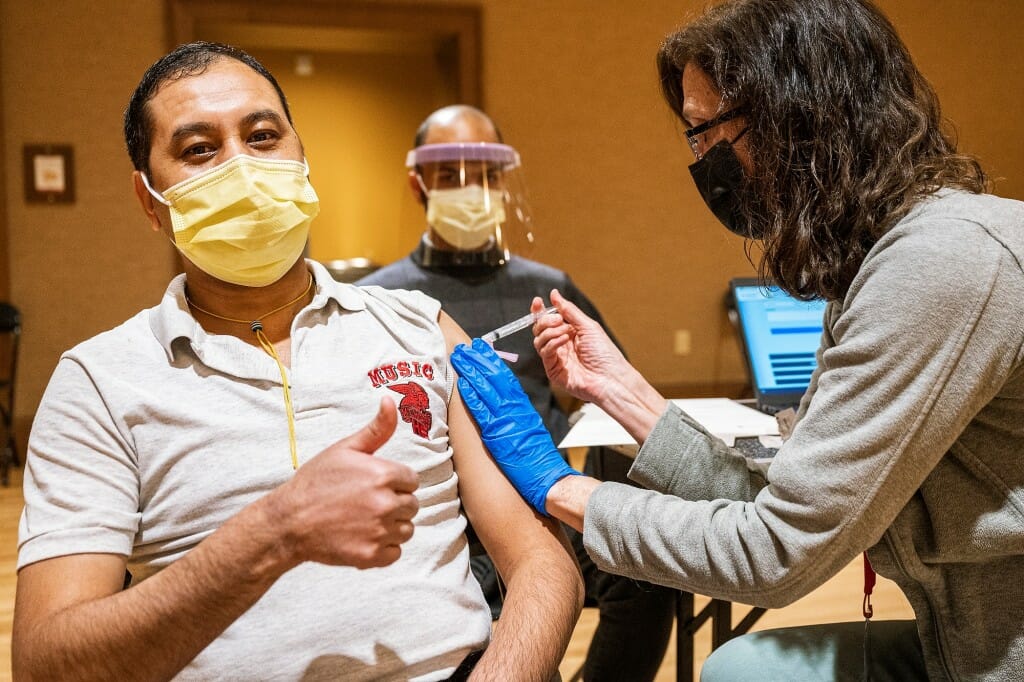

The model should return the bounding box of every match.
[532,290,631,405]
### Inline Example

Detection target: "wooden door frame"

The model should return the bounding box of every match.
[0,28,9,301]
[166,0,482,106]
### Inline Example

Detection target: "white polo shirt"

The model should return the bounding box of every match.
[19,260,491,680]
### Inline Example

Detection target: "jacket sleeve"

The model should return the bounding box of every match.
[581,215,1024,607]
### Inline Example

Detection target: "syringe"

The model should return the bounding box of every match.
[481,306,558,344]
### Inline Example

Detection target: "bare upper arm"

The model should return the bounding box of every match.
[15,554,127,635]
[437,312,573,577]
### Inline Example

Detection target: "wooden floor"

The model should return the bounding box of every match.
[1,467,21,681]
[557,557,914,681]
[0,465,914,681]
[556,447,914,680]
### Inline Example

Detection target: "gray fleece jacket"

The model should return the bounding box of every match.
[584,190,1024,680]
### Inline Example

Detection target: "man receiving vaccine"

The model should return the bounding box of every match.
[360,105,675,682]
[13,43,581,681]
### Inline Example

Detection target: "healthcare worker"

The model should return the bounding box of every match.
[451,0,1024,680]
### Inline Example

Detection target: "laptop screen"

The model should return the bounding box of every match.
[729,278,827,413]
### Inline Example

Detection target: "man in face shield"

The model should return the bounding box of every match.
[358,104,676,682]
[411,136,514,265]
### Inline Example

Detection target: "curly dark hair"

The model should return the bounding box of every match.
[123,41,292,176]
[657,0,988,301]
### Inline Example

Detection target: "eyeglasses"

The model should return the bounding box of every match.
[684,107,746,159]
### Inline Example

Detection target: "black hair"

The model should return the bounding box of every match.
[657,0,987,301]
[123,41,292,175]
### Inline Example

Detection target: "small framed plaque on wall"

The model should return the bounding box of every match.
[23,144,75,204]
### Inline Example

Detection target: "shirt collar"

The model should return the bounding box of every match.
[149,259,367,362]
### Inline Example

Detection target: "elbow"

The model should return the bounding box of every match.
[12,661,35,682]
[564,538,585,618]
[750,589,801,610]
[552,541,585,621]
[571,567,585,617]
[545,541,585,619]
[12,631,39,682]
[739,566,824,610]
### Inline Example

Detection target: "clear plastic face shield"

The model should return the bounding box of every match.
[407,142,534,268]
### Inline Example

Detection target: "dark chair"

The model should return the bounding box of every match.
[323,258,380,283]
[0,302,21,486]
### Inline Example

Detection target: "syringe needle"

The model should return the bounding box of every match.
[482,306,558,344]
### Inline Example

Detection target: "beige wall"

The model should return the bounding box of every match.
[1,1,176,445]
[1,0,1022,435]
[472,0,1024,392]
[253,48,447,265]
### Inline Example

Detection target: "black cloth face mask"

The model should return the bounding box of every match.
[688,136,762,239]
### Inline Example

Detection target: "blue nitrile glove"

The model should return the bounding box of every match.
[451,338,580,515]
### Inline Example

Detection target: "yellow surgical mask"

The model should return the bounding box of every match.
[426,185,506,250]
[141,155,320,287]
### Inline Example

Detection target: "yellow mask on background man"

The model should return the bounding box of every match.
[426,185,506,250]
[142,155,320,287]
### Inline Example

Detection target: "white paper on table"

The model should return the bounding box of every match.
[557,398,779,449]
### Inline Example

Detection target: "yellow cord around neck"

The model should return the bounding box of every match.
[185,273,315,471]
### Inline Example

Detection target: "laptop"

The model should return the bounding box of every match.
[728,278,828,414]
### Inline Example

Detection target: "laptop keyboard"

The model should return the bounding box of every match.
[732,436,780,459]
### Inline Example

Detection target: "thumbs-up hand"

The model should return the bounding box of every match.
[266,397,420,569]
